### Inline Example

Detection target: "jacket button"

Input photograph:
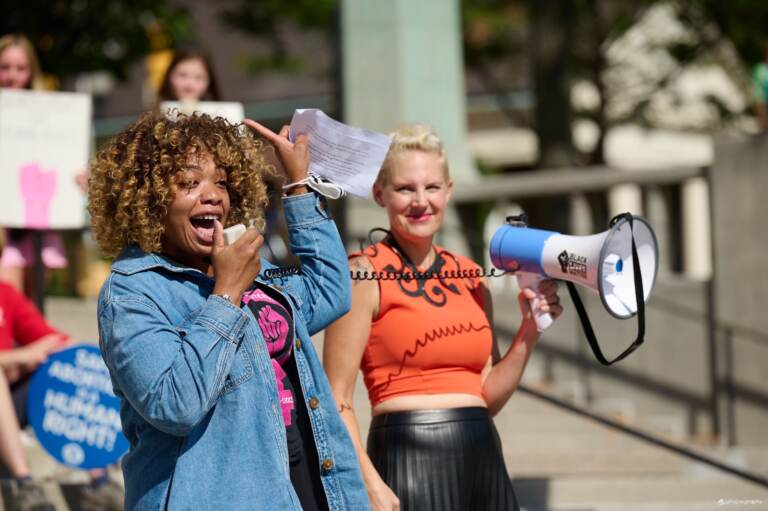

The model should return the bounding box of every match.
[321,458,334,472]
[308,396,320,410]
[295,339,302,350]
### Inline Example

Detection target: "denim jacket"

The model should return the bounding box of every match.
[97,193,369,511]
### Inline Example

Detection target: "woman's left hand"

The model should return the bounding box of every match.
[244,119,309,184]
[517,279,563,327]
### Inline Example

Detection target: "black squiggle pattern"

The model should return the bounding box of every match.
[378,321,491,393]
[380,247,460,307]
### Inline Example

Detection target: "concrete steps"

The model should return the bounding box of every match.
[2,298,765,510]
[500,392,768,511]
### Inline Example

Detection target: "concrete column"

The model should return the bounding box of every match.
[341,0,476,183]
[681,176,711,280]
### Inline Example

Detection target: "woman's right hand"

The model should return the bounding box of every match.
[243,119,310,186]
[366,477,401,511]
[211,220,263,305]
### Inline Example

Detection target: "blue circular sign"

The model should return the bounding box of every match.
[27,344,129,469]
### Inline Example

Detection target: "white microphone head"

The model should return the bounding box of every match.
[598,216,659,318]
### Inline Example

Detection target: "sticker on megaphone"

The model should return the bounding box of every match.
[489,215,659,331]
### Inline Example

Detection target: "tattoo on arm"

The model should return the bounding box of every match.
[338,401,353,413]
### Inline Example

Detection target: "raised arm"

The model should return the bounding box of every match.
[323,256,400,511]
[280,192,351,333]
[481,279,562,416]
[246,119,351,332]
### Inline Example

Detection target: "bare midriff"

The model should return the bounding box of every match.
[372,393,487,416]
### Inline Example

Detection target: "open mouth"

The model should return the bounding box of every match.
[189,214,219,243]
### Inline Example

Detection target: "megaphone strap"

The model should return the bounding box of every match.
[566,213,646,366]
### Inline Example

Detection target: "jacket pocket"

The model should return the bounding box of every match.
[175,314,254,396]
[220,345,253,395]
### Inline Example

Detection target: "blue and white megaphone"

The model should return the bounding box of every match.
[490,214,659,332]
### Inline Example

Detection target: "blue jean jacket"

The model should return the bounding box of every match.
[97,193,369,510]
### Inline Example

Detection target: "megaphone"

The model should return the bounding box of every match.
[489,214,659,332]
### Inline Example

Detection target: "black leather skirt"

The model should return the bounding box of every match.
[367,407,519,511]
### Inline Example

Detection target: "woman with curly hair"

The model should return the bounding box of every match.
[89,111,369,511]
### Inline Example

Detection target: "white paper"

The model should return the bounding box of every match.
[161,101,245,125]
[0,89,92,229]
[288,109,391,198]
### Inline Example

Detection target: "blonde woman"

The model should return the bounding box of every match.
[324,124,562,511]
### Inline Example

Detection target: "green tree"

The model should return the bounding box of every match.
[217,0,337,74]
[1,0,191,82]
[463,0,768,168]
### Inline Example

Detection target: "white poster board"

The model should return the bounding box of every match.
[161,101,245,125]
[0,89,91,229]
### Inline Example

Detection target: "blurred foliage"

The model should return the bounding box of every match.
[462,0,528,63]
[462,0,768,164]
[218,0,337,74]
[692,0,768,64]
[1,0,191,82]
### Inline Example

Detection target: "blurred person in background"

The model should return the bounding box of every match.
[323,124,563,511]
[0,275,64,511]
[753,40,768,132]
[0,32,123,511]
[157,48,220,103]
[88,111,368,510]
[0,34,68,305]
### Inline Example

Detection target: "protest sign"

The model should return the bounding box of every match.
[27,344,128,469]
[0,89,91,229]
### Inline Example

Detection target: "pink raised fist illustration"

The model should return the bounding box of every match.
[19,162,58,228]
[258,305,288,344]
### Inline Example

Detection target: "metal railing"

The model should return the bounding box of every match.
[433,164,768,449]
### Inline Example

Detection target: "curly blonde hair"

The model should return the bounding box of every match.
[88,111,276,258]
[376,123,449,187]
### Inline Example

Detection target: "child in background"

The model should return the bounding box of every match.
[0,34,68,305]
[0,33,123,511]
[157,48,220,102]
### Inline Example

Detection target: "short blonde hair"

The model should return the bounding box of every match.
[0,34,44,90]
[88,111,276,258]
[376,123,449,186]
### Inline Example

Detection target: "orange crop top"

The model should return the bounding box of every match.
[354,241,493,407]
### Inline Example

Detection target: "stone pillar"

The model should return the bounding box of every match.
[341,0,476,183]
[341,0,477,254]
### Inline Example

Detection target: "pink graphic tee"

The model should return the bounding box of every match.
[242,287,296,426]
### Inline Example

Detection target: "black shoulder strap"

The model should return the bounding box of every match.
[565,213,646,365]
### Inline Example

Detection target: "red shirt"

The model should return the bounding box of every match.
[0,282,60,351]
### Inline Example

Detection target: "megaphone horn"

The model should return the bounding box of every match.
[489,214,659,331]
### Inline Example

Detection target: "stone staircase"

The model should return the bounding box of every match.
[501,390,768,511]
[2,297,766,511]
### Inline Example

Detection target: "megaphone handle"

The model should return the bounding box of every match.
[516,272,553,332]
